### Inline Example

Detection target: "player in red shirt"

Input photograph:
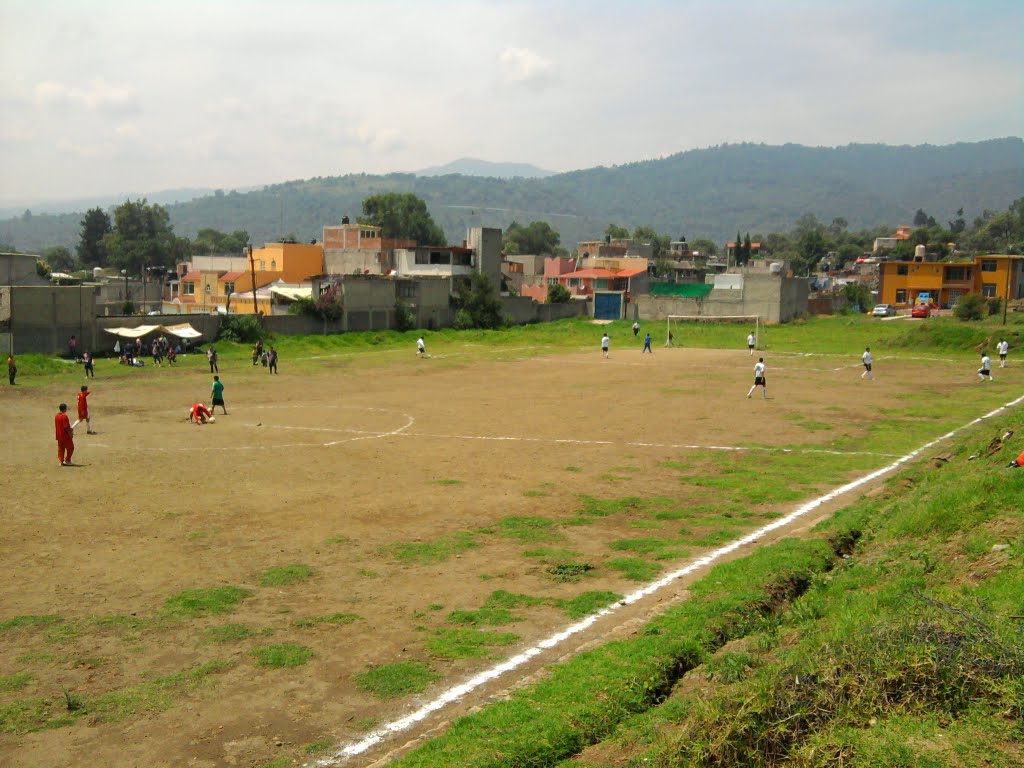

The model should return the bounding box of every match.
[75,385,96,434]
[55,403,74,466]
[189,403,212,425]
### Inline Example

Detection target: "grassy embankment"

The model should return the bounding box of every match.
[378,420,1023,767]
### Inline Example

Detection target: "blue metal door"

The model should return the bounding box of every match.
[594,292,622,320]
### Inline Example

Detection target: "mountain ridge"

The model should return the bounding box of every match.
[2,138,1020,254]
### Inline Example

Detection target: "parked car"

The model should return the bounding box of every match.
[911,304,931,318]
[872,304,897,317]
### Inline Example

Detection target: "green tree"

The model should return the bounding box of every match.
[604,224,630,240]
[504,220,561,256]
[690,238,718,257]
[841,282,872,312]
[103,199,183,277]
[193,228,250,255]
[451,272,503,329]
[952,293,986,321]
[360,192,446,244]
[546,283,572,303]
[948,208,966,236]
[42,246,75,272]
[633,225,670,261]
[795,230,827,274]
[77,207,112,267]
[743,232,753,263]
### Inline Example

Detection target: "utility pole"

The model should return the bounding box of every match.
[248,244,259,317]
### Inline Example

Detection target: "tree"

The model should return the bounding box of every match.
[841,282,872,312]
[605,224,630,240]
[633,225,670,262]
[42,246,75,272]
[451,272,503,329]
[948,208,966,236]
[192,228,250,255]
[690,238,718,257]
[503,221,561,256]
[103,199,181,277]
[952,293,986,321]
[77,207,112,267]
[828,217,848,237]
[360,192,446,244]
[743,232,753,263]
[546,283,572,304]
[795,229,827,274]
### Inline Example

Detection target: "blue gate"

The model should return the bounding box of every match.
[594,292,623,320]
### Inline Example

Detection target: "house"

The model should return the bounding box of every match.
[322,220,417,275]
[872,225,913,255]
[877,254,1024,309]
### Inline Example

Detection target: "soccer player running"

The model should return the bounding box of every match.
[747,332,756,355]
[55,403,75,466]
[861,347,874,380]
[601,333,610,358]
[997,338,1009,368]
[747,357,768,399]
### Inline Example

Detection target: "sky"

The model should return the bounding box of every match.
[1,0,1021,204]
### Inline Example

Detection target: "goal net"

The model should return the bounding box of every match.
[665,315,763,349]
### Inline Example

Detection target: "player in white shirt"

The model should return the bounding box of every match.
[747,332,756,355]
[861,347,874,380]
[978,352,993,381]
[747,358,767,399]
[601,333,610,358]
[997,339,1009,368]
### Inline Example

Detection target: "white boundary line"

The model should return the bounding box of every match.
[311,391,1024,767]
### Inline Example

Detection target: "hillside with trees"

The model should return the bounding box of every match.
[2,139,1021,258]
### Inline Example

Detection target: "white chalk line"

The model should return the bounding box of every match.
[311,390,1024,767]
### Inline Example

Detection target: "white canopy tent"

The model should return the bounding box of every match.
[103,323,203,340]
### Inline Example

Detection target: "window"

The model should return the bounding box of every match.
[945,266,970,281]
[183,282,195,296]
[270,260,277,271]
[897,265,908,276]
[981,260,997,272]
[429,251,450,265]
[982,283,997,297]
[223,282,234,295]
[259,261,266,271]
[415,252,429,265]
[895,289,907,304]
[396,282,417,299]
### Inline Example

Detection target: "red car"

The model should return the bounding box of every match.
[911,304,931,318]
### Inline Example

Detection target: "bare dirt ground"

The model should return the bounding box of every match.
[0,343,998,767]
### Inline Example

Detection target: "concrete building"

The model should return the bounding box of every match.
[322,221,416,275]
[877,254,1024,309]
[636,261,809,323]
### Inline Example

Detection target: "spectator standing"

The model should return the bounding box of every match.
[68,335,77,360]
[268,347,278,374]
[207,346,218,373]
[55,403,74,466]
[7,353,16,385]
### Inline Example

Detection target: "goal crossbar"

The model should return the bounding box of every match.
[665,315,762,349]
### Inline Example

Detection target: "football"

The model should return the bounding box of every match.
[209,417,216,423]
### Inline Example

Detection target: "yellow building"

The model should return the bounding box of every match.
[878,254,1023,309]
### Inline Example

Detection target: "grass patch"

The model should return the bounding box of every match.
[205,623,254,644]
[523,489,549,497]
[325,535,351,545]
[564,465,582,472]
[546,562,595,583]
[251,644,314,668]
[606,557,662,582]
[434,478,463,486]
[258,564,314,587]
[426,629,521,660]
[385,531,478,565]
[304,738,335,754]
[0,672,32,691]
[0,615,62,632]
[494,516,563,543]
[292,612,359,628]
[556,591,623,619]
[354,661,441,699]
[163,587,252,618]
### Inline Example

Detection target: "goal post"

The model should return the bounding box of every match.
[665,315,763,349]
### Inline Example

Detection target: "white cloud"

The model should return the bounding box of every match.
[33,78,138,115]
[499,47,555,90]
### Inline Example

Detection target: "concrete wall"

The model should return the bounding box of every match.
[324,248,386,275]
[500,296,588,325]
[468,227,503,289]
[634,271,808,323]
[0,253,49,286]
[7,286,100,355]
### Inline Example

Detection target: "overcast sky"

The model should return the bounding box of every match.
[1,0,1021,204]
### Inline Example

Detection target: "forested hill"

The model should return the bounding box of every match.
[3,138,1022,254]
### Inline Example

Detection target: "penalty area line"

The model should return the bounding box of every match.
[311,389,1024,767]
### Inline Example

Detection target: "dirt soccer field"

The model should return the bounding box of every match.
[1,340,1018,767]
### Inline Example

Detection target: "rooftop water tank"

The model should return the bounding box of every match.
[93,267,103,278]
[769,262,783,274]
[915,244,926,259]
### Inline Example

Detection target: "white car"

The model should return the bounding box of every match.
[872,304,896,317]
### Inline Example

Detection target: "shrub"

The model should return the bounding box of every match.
[217,314,266,343]
[546,283,572,304]
[986,297,1002,316]
[952,293,986,321]
[395,301,416,331]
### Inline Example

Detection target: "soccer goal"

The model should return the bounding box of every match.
[665,315,763,349]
